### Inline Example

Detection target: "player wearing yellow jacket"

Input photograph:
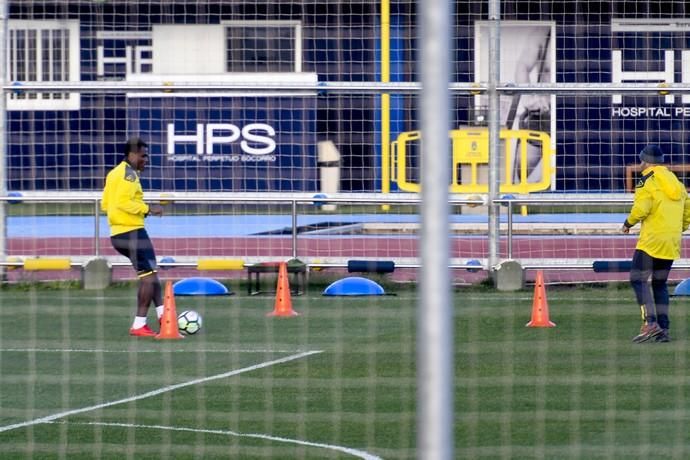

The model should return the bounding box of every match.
[102,160,149,236]
[622,145,690,343]
[102,137,164,337]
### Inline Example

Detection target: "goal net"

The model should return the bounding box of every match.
[3,1,690,458]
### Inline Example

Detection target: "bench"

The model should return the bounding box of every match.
[246,261,306,296]
[625,163,690,192]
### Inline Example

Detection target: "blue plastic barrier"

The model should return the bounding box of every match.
[323,276,385,296]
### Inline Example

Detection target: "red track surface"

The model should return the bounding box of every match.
[7,235,656,258]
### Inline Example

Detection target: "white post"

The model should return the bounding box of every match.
[418,0,454,458]
[0,0,8,276]
[317,140,340,212]
[488,0,501,271]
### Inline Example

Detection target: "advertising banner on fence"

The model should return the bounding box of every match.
[474,21,556,188]
[126,95,317,192]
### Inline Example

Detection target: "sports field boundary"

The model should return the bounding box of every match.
[0,350,322,435]
[49,420,383,460]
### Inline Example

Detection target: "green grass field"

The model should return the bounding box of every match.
[1,282,690,459]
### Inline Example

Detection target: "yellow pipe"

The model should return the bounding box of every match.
[24,258,72,271]
[197,259,245,271]
[381,0,391,210]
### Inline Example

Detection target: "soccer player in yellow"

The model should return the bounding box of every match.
[102,137,164,337]
[622,145,690,343]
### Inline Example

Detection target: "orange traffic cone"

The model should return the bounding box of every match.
[156,280,184,339]
[526,270,555,327]
[267,262,299,317]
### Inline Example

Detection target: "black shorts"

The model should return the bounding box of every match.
[110,228,158,277]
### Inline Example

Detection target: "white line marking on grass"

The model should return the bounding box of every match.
[0,350,322,434]
[53,421,383,460]
[0,348,314,354]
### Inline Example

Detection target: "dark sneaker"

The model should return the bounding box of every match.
[129,325,157,337]
[655,329,671,343]
[632,323,662,343]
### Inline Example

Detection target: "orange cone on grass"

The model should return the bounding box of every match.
[267,262,299,317]
[526,270,555,327]
[156,280,184,339]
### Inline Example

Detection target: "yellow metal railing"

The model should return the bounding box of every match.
[391,128,553,194]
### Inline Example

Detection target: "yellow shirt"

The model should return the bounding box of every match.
[625,165,690,260]
[101,161,150,236]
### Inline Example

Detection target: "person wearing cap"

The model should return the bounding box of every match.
[101,137,165,337]
[622,144,690,343]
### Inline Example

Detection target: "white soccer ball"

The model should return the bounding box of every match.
[177,310,203,335]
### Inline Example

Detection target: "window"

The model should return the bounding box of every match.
[7,20,80,111]
[150,21,303,75]
[224,21,302,72]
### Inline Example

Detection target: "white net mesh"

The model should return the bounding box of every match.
[4,1,690,458]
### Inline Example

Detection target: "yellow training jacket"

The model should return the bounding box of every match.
[101,161,150,236]
[625,165,690,260]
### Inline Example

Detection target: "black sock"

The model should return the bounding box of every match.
[657,313,670,330]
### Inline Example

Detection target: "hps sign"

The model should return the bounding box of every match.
[166,122,277,162]
[611,19,690,118]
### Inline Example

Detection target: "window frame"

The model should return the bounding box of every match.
[7,19,81,111]
[221,20,303,73]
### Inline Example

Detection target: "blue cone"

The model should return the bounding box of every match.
[323,276,385,296]
[173,277,230,296]
[673,278,690,296]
